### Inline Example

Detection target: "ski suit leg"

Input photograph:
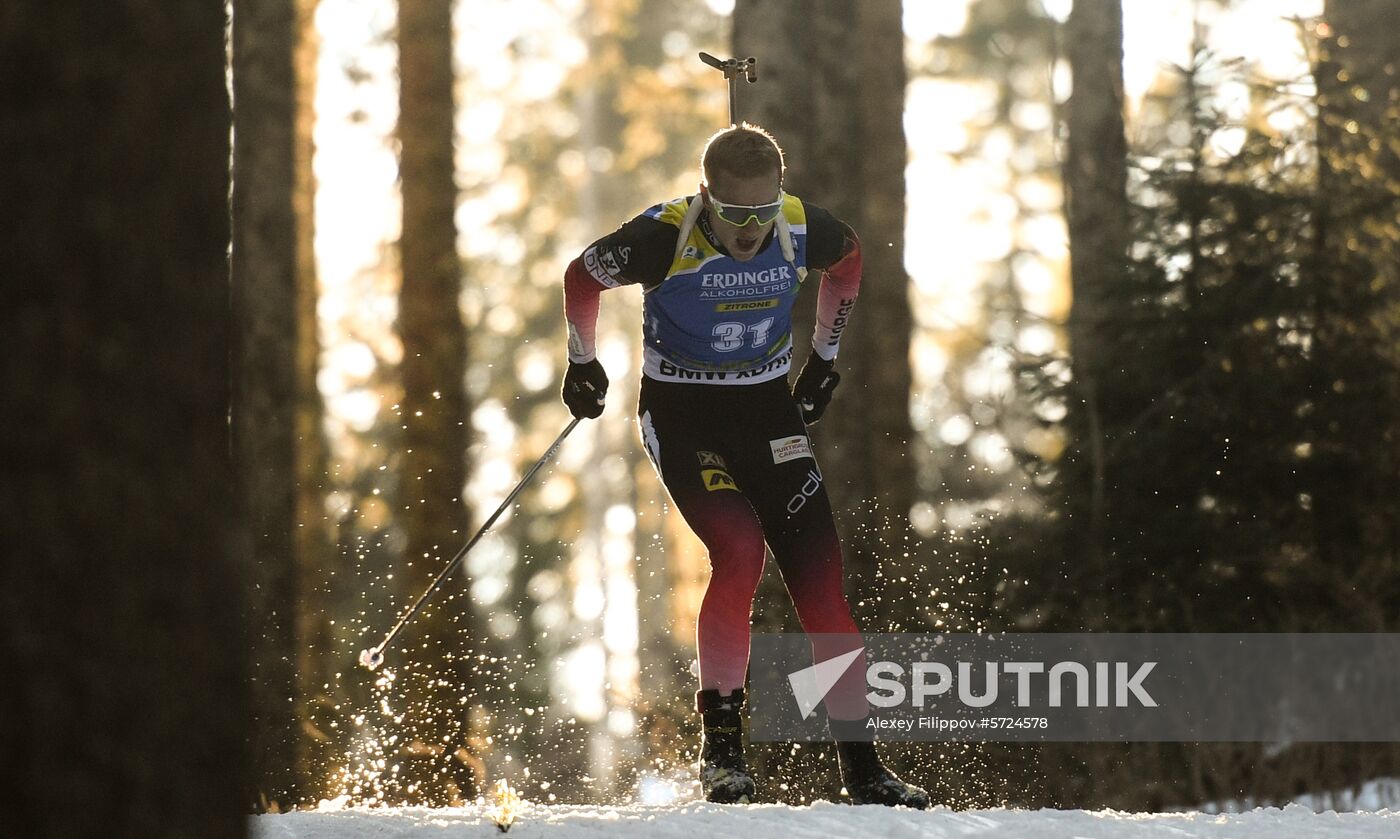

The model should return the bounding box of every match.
[638,380,767,695]
[722,380,868,721]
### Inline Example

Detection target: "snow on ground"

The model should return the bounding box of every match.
[253,800,1399,838]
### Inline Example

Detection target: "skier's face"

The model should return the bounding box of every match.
[704,170,782,262]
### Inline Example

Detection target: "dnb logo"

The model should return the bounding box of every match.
[698,450,738,492]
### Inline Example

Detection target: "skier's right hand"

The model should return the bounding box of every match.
[562,358,609,419]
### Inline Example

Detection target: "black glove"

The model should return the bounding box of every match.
[562,358,609,419]
[792,352,841,425]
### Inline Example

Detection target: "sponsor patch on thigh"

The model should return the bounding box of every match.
[701,468,739,492]
[769,435,813,464]
[697,450,727,468]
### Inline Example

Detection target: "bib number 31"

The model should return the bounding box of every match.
[712,317,774,352]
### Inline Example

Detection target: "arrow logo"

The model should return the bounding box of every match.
[787,647,865,719]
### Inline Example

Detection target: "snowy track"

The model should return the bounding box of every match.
[253,800,1398,838]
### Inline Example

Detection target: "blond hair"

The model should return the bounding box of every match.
[701,123,785,187]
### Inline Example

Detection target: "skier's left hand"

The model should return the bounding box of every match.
[793,352,841,425]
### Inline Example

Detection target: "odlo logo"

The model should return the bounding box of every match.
[786,465,824,513]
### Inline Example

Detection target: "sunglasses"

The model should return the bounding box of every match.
[707,190,786,226]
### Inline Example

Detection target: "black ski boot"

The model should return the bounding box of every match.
[696,688,756,804]
[834,739,930,809]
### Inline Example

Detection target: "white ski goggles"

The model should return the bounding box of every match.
[709,191,786,227]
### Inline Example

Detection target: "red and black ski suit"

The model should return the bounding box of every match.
[563,192,867,719]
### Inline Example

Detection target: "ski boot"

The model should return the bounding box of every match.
[696,688,756,804]
[830,722,930,809]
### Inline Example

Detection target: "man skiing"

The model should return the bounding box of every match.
[560,123,927,809]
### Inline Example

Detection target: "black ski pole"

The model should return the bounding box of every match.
[359,416,583,670]
[698,51,757,126]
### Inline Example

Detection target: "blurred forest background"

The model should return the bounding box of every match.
[6,0,1399,831]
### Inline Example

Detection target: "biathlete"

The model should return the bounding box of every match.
[560,124,927,808]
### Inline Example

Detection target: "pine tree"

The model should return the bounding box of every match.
[734,1,917,616]
[1,3,249,834]
[1061,0,1129,624]
[231,0,315,809]
[393,0,479,803]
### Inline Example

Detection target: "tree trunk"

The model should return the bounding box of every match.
[731,2,909,799]
[733,0,914,625]
[1310,0,1400,629]
[1062,0,1129,613]
[0,3,248,836]
[289,0,341,803]
[843,0,914,590]
[395,0,478,803]
[231,0,306,809]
